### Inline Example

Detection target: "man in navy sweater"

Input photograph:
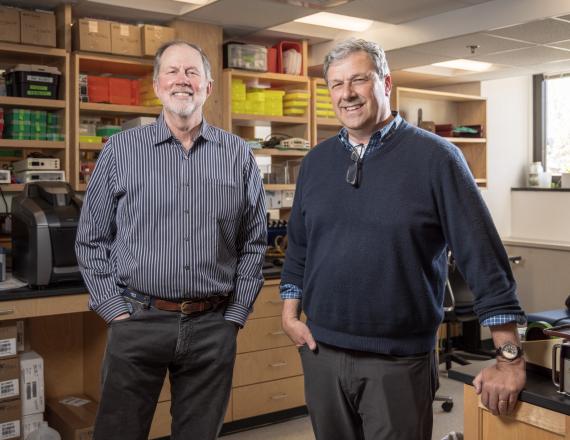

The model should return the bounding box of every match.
[280,38,526,440]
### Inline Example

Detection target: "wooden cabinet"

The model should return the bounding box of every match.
[0,279,303,438]
[232,279,304,420]
[391,86,488,187]
[309,77,341,146]
[463,385,570,439]
[70,52,161,191]
[0,42,70,193]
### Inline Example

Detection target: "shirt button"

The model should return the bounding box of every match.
[184,237,190,241]
[184,183,190,187]
[184,265,190,270]
[184,209,189,214]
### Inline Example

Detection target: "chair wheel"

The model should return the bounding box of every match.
[442,401,453,412]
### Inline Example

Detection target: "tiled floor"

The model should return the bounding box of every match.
[222,368,467,440]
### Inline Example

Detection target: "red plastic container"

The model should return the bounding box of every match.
[275,41,303,75]
[87,76,110,103]
[130,79,141,106]
[109,78,132,105]
[267,47,277,73]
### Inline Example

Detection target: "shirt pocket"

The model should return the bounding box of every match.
[202,178,242,221]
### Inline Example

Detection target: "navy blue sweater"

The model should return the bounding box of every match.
[281,120,524,355]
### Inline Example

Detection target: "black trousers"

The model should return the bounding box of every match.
[94,297,237,440]
[300,342,438,440]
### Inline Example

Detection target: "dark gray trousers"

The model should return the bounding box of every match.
[94,297,237,440]
[300,343,438,440]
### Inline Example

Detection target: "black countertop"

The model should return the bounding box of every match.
[449,359,570,415]
[0,282,87,301]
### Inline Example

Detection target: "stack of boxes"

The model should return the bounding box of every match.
[0,6,56,47]
[83,76,141,106]
[73,18,174,57]
[231,80,285,116]
[0,108,4,139]
[2,109,63,141]
[315,84,335,118]
[283,89,309,117]
[20,351,45,439]
[0,323,45,440]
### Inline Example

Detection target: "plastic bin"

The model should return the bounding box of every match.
[224,43,267,72]
[87,76,110,103]
[109,78,132,105]
[275,41,303,75]
[5,64,61,99]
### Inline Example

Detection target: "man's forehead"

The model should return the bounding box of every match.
[161,45,202,66]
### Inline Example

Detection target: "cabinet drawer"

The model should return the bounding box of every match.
[233,345,302,387]
[250,285,282,319]
[233,375,305,420]
[237,316,292,354]
[0,294,89,320]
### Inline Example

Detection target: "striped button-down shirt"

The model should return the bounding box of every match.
[75,113,267,326]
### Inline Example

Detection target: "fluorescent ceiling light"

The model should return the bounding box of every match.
[294,12,373,31]
[171,0,213,4]
[431,59,493,72]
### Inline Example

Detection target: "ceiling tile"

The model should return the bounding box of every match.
[406,32,535,58]
[324,0,474,24]
[547,40,570,51]
[488,18,570,44]
[385,48,451,70]
[471,45,570,67]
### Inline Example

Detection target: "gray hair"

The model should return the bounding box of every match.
[153,40,213,82]
[323,38,390,81]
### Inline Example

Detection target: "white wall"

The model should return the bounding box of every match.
[479,76,532,237]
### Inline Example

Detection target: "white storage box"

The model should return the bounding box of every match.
[20,351,45,416]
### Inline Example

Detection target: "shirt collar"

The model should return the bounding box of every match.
[154,112,219,146]
[338,111,402,151]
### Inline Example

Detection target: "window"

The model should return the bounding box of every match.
[534,73,570,174]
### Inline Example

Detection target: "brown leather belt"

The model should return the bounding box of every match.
[123,289,227,316]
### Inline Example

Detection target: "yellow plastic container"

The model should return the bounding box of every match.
[284,92,310,101]
[283,107,306,116]
[232,101,246,114]
[316,87,329,95]
[316,102,333,110]
[283,100,308,108]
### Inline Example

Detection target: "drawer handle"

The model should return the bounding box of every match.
[0,309,15,316]
[271,393,288,400]
[266,300,282,305]
[269,361,287,368]
[269,330,285,336]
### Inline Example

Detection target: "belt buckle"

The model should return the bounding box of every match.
[180,300,212,316]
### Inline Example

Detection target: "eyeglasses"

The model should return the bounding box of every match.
[346,145,363,187]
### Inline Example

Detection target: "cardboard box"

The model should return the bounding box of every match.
[20,10,56,47]
[22,413,42,439]
[0,399,21,439]
[108,78,132,105]
[111,22,141,56]
[0,357,19,402]
[121,117,156,131]
[523,337,562,370]
[142,24,175,57]
[47,396,97,440]
[0,324,17,360]
[74,19,111,53]
[20,351,44,416]
[0,6,20,44]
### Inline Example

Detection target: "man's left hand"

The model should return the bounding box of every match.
[473,357,526,416]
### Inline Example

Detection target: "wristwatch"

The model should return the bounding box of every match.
[496,342,523,361]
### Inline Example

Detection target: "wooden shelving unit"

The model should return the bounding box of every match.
[309,78,341,146]
[70,52,158,189]
[265,184,296,191]
[392,86,488,187]
[253,149,308,157]
[0,16,70,192]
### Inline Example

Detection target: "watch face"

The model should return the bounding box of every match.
[501,343,520,360]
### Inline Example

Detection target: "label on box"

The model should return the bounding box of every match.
[88,20,98,33]
[0,379,18,400]
[120,24,129,36]
[60,396,90,407]
[15,322,23,353]
[0,339,16,358]
[0,421,19,440]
